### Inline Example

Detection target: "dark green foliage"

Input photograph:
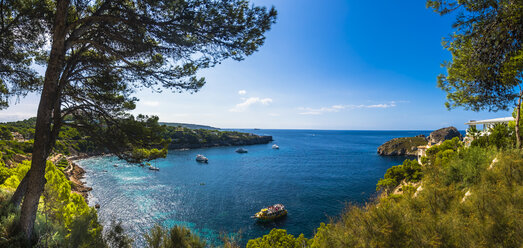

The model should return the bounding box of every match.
[470,125,510,149]
[471,124,515,149]
[377,159,422,193]
[0,140,33,163]
[159,122,217,130]
[0,126,12,140]
[0,189,25,247]
[162,126,269,149]
[82,115,170,163]
[66,209,106,248]
[144,224,206,248]
[104,221,133,248]
[246,228,311,248]
[442,146,494,187]
[1,118,36,140]
[426,0,523,112]
[425,137,462,166]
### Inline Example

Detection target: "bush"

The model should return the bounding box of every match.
[247,229,310,248]
[471,124,515,149]
[145,224,206,248]
[0,161,109,247]
[376,159,422,193]
[104,221,133,248]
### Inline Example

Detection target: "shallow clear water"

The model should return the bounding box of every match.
[78,130,430,246]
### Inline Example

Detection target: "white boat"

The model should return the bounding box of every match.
[148,166,159,171]
[235,148,248,153]
[272,144,279,149]
[196,154,208,163]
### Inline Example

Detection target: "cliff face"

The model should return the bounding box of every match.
[377,136,428,156]
[168,135,273,149]
[428,127,462,144]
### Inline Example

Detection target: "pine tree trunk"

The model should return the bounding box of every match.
[18,0,69,240]
[9,175,28,207]
[516,92,522,149]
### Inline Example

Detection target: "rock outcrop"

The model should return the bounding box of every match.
[428,127,462,144]
[64,159,92,202]
[377,137,428,156]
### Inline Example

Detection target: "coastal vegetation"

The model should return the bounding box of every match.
[163,127,272,150]
[248,132,522,247]
[0,0,520,247]
[429,0,523,146]
[0,0,277,239]
[0,117,272,159]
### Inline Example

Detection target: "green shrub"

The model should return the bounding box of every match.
[247,228,310,248]
[377,159,422,193]
[471,124,515,149]
[0,166,12,185]
[0,161,108,247]
[145,224,206,248]
[0,126,13,140]
[104,221,133,248]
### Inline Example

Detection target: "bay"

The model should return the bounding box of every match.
[78,130,431,246]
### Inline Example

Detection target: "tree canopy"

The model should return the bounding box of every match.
[427,0,522,111]
[427,0,522,147]
[0,0,277,241]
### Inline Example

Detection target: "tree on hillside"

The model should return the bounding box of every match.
[427,0,523,146]
[0,0,276,241]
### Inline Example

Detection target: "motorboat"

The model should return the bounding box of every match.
[148,166,159,171]
[235,148,248,153]
[272,144,279,149]
[196,154,208,163]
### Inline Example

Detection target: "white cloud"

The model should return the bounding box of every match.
[142,101,160,107]
[238,90,247,95]
[229,97,273,112]
[299,101,397,115]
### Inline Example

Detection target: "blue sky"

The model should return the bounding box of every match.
[0,0,512,130]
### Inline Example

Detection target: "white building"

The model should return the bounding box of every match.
[465,117,515,131]
[465,117,514,136]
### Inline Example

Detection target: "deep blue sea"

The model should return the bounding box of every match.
[78,130,432,246]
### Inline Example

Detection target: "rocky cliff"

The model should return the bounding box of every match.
[428,126,462,144]
[377,136,428,156]
[377,126,463,156]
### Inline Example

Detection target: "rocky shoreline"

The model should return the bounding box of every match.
[64,155,93,203]
[167,135,273,149]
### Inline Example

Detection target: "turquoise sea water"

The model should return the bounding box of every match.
[78,130,432,246]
